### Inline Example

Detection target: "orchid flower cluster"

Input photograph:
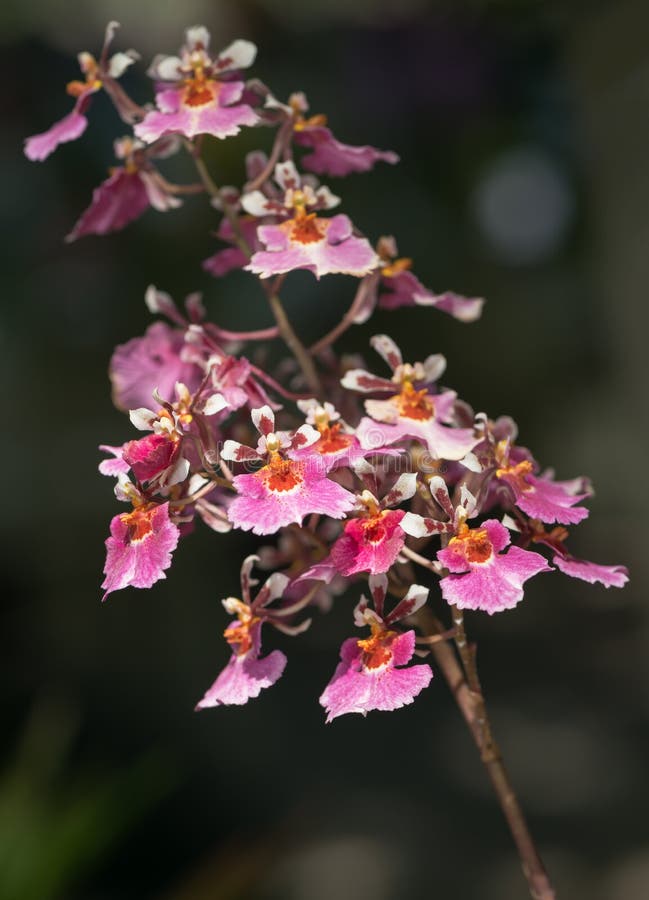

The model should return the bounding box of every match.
[27,23,628,725]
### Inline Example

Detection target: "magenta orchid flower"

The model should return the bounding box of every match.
[66,136,182,241]
[110,321,202,411]
[242,161,378,279]
[126,379,226,487]
[328,465,418,576]
[438,519,551,614]
[98,444,131,478]
[123,390,192,488]
[25,22,139,162]
[344,334,479,462]
[552,555,629,588]
[101,476,180,599]
[527,522,629,589]
[222,405,355,535]
[282,92,399,177]
[320,575,433,721]
[292,399,400,472]
[202,215,261,277]
[196,555,313,707]
[106,372,228,491]
[494,440,591,525]
[295,473,414,583]
[134,28,258,143]
[352,236,484,325]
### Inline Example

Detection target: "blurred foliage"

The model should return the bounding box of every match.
[0,699,175,900]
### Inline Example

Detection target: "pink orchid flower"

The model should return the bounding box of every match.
[25,22,139,161]
[529,523,629,589]
[344,334,479,462]
[66,136,182,241]
[494,439,591,525]
[222,405,355,535]
[135,28,258,143]
[242,161,378,279]
[197,555,312,707]
[320,575,433,721]
[352,235,484,325]
[438,519,551,614]
[282,91,399,177]
[101,477,179,600]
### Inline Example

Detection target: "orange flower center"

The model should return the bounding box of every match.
[119,505,155,543]
[449,524,493,563]
[496,459,533,492]
[67,53,101,96]
[360,510,389,544]
[314,423,354,454]
[382,257,412,278]
[288,211,326,245]
[183,74,217,107]
[224,612,258,656]
[261,453,304,493]
[530,521,569,545]
[357,623,397,670]
[392,381,435,421]
[293,112,328,131]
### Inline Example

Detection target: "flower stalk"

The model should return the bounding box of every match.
[26,21,628,898]
[420,607,555,900]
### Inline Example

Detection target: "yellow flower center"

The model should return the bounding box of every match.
[382,257,412,278]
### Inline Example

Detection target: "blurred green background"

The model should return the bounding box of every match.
[3,1,648,897]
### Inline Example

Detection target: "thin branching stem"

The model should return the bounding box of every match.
[308,277,374,356]
[418,607,555,900]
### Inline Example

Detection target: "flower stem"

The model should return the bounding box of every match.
[190,148,220,197]
[308,274,377,356]
[244,119,294,192]
[204,322,280,343]
[420,607,555,900]
[267,293,322,395]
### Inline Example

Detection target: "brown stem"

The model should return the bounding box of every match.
[168,474,234,508]
[204,322,280,343]
[308,275,376,356]
[419,607,555,900]
[449,604,483,697]
[248,362,313,402]
[188,145,254,258]
[244,119,294,192]
[102,78,147,124]
[401,545,443,574]
[157,178,205,196]
[267,294,321,395]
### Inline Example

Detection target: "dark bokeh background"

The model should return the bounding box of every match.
[3,1,648,898]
